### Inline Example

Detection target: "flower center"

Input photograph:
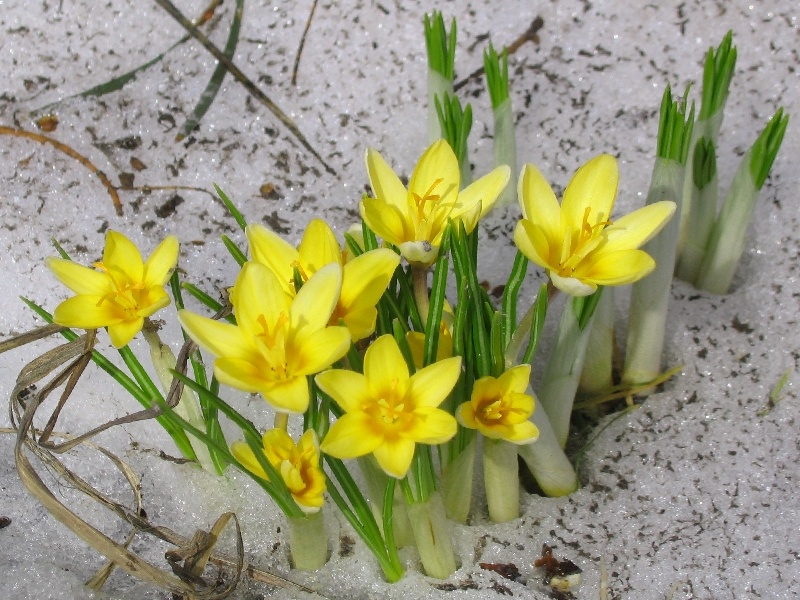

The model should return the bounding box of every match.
[411,178,444,221]
[559,207,612,274]
[256,312,290,378]
[93,261,144,314]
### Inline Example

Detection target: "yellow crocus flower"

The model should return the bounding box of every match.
[456,365,539,444]
[513,154,676,296]
[46,230,179,348]
[179,261,350,414]
[247,219,400,342]
[361,139,510,267]
[316,335,461,479]
[232,428,326,513]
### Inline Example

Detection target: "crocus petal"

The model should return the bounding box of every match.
[135,287,171,318]
[233,262,291,340]
[601,201,676,253]
[289,263,342,343]
[366,147,410,212]
[298,219,341,275]
[178,310,253,361]
[363,335,409,393]
[580,249,656,286]
[246,223,298,292]
[359,198,407,247]
[142,235,179,287]
[406,407,457,444]
[499,364,532,394]
[338,306,377,342]
[52,295,124,328]
[407,356,462,408]
[262,374,311,414]
[517,163,561,238]
[340,249,400,311]
[560,154,618,228]
[456,402,479,430]
[231,441,268,479]
[372,437,417,479]
[397,241,438,267]
[107,317,144,348]
[504,420,540,445]
[321,412,384,458]
[213,357,271,393]
[513,219,552,272]
[292,326,351,374]
[45,258,112,296]
[408,140,460,211]
[451,164,510,221]
[315,369,371,413]
[103,231,144,281]
[549,272,597,296]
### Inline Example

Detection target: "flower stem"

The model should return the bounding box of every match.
[482,438,520,522]
[412,267,431,328]
[288,510,329,570]
[406,492,458,579]
[578,286,615,394]
[441,435,476,523]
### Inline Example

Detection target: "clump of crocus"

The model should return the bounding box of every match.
[232,428,326,513]
[316,334,461,479]
[361,139,509,267]
[179,261,351,414]
[513,154,675,296]
[246,218,400,341]
[46,230,179,348]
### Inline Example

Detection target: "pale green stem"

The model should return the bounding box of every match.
[504,297,536,369]
[412,267,431,327]
[274,412,289,431]
[493,97,517,209]
[695,150,758,294]
[578,287,614,395]
[142,327,215,473]
[288,510,329,570]
[623,158,684,388]
[517,391,579,497]
[482,438,519,522]
[358,456,414,548]
[441,435,476,524]
[538,297,598,448]
[406,492,457,579]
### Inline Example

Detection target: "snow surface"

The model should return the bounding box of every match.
[1,0,798,599]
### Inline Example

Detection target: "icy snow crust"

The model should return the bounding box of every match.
[1,0,798,598]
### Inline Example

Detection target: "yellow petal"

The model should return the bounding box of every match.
[231,441,268,479]
[290,263,342,343]
[107,317,144,348]
[321,412,383,458]
[561,154,618,228]
[233,262,291,340]
[408,140,460,211]
[504,420,539,445]
[292,326,351,374]
[549,272,597,296]
[262,428,295,461]
[456,401,479,430]
[366,147,410,212]
[340,249,399,311]
[315,369,371,413]
[405,407,457,444]
[363,335,409,393]
[580,249,655,286]
[298,219,341,275]
[103,230,144,282]
[178,310,253,361]
[359,198,407,247]
[246,223,298,292]
[407,356,462,408]
[143,235,179,287]
[601,201,676,253]
[337,306,377,342]
[513,219,552,272]
[46,257,111,296]
[262,374,311,414]
[135,287,171,318]
[517,163,561,237]
[214,357,272,393]
[499,364,532,394]
[398,240,438,267]
[372,437,416,479]
[52,295,123,328]
[451,164,510,222]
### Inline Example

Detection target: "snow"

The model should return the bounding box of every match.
[1,0,798,598]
